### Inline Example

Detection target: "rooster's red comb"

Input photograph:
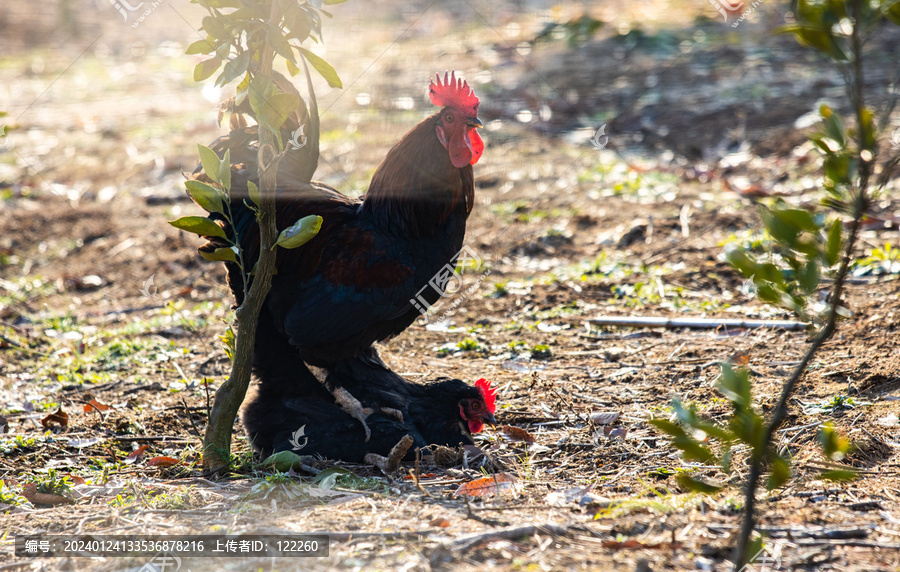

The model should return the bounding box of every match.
[429,71,479,116]
[475,378,496,414]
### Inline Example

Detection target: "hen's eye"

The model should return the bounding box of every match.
[445,113,454,123]
[471,401,481,411]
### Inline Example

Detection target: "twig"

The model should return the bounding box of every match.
[793,540,900,548]
[410,448,434,498]
[589,316,808,330]
[325,531,431,541]
[463,497,508,527]
[441,522,572,553]
[709,524,872,539]
[112,436,195,443]
[0,334,46,356]
[181,397,203,443]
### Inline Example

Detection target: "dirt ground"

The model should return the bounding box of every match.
[2,1,900,571]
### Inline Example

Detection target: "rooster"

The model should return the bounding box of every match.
[194,71,488,449]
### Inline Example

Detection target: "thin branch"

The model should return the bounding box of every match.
[589,316,808,330]
[733,2,872,566]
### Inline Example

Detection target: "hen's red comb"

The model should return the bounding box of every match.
[429,71,480,116]
[475,378,496,414]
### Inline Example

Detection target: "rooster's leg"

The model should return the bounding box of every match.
[307,363,404,440]
[331,386,374,442]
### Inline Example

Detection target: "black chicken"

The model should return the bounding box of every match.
[193,71,494,456]
[242,347,496,461]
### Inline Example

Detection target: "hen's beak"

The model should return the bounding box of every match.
[466,117,483,128]
[482,411,497,428]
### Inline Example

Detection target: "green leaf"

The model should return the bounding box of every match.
[676,473,723,494]
[261,451,306,472]
[247,180,260,207]
[201,15,230,41]
[772,207,820,233]
[818,422,853,461]
[798,259,820,294]
[218,325,235,361]
[193,56,223,82]
[283,0,313,41]
[184,180,223,213]
[298,47,342,88]
[886,0,900,25]
[648,418,688,438]
[766,454,791,490]
[745,536,764,566]
[859,107,876,151]
[216,51,251,87]
[185,38,216,55]
[273,215,322,250]
[197,144,221,184]
[671,398,697,427]
[200,247,238,263]
[268,26,297,64]
[169,216,226,239]
[761,209,800,248]
[820,469,859,481]
[826,219,842,266]
[235,72,251,106]
[248,76,276,128]
[718,364,752,410]
[822,108,846,148]
[672,435,717,464]
[219,148,231,192]
[312,467,352,490]
[724,245,758,279]
[258,92,300,137]
[694,420,738,444]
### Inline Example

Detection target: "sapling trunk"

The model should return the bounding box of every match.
[732,1,872,565]
[202,2,283,474]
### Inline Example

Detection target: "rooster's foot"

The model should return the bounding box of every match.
[332,386,373,442]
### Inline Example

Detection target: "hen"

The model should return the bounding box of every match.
[242,347,496,460]
[195,71,489,451]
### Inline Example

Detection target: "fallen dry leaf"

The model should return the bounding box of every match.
[146,456,180,468]
[65,474,87,486]
[606,427,628,441]
[22,483,74,506]
[728,351,751,366]
[404,473,436,480]
[453,473,518,498]
[83,399,111,413]
[429,517,451,528]
[591,411,620,425]
[125,445,150,464]
[500,425,536,444]
[41,407,68,429]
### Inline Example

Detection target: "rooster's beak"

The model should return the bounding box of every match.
[466,117,483,128]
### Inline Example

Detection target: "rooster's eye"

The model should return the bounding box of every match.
[445,113,454,123]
